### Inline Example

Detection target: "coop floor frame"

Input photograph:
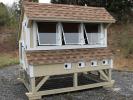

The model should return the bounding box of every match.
[19,65,114,100]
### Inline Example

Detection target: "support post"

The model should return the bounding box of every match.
[30,77,36,93]
[73,73,78,87]
[108,69,112,82]
[99,70,110,81]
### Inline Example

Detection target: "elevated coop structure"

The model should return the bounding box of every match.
[19,1,116,99]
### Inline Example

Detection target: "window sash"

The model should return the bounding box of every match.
[37,22,58,46]
[84,24,102,45]
[62,24,80,45]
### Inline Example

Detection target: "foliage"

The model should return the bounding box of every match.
[0,2,20,28]
[51,0,133,22]
[107,0,133,21]
[0,3,10,26]
[32,0,39,2]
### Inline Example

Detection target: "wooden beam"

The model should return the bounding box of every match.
[36,76,49,91]
[98,70,110,81]
[34,64,111,77]
[108,69,112,81]
[18,78,30,91]
[30,77,36,93]
[73,73,78,87]
[26,81,114,98]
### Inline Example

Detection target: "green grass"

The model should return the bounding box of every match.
[0,53,19,68]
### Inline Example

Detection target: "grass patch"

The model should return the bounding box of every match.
[0,53,19,68]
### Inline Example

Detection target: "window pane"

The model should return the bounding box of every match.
[37,22,57,45]
[86,33,100,44]
[62,23,79,33]
[38,22,56,33]
[62,23,80,44]
[39,33,56,45]
[64,33,80,44]
[85,23,99,33]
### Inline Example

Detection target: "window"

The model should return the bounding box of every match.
[37,22,57,45]
[62,23,80,45]
[35,22,106,49]
[85,23,99,33]
[84,23,100,45]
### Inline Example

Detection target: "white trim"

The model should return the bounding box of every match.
[29,65,34,77]
[100,23,104,45]
[104,25,107,47]
[79,23,85,45]
[27,45,106,51]
[26,28,30,49]
[57,22,62,45]
[29,18,115,23]
[110,59,113,69]
[23,15,30,49]
[19,41,23,63]
[33,21,37,47]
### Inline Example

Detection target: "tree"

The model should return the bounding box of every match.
[51,0,107,6]
[0,3,10,26]
[51,0,133,21]
[32,0,38,2]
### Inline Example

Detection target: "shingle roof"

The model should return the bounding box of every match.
[26,48,114,65]
[23,2,115,23]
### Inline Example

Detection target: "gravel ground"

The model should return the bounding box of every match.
[0,65,133,100]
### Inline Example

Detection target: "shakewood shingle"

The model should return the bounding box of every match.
[26,48,114,65]
[23,2,115,23]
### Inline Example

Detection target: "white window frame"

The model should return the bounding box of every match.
[61,23,81,45]
[83,24,102,45]
[29,22,107,50]
[37,22,59,46]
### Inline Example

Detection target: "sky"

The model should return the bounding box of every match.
[0,0,51,6]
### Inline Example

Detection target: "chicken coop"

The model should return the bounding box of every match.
[19,0,116,99]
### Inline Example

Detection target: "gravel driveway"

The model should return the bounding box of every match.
[0,65,133,100]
